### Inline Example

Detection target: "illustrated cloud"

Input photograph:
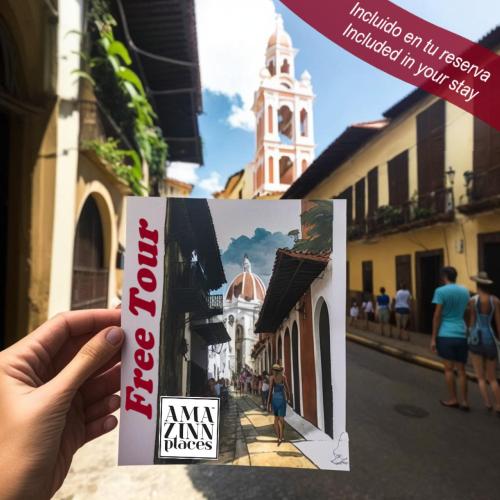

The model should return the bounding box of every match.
[221,227,294,287]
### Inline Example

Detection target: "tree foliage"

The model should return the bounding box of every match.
[293,201,333,253]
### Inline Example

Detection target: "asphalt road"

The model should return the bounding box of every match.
[185,342,500,500]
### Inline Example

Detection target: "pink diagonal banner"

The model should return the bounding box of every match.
[281,0,500,131]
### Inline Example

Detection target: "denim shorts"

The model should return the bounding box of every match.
[436,337,468,364]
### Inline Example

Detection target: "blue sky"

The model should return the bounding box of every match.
[168,1,500,197]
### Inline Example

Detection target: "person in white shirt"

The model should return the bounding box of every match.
[362,296,375,326]
[394,283,412,340]
[349,300,359,325]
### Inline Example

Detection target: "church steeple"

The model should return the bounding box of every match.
[251,14,315,199]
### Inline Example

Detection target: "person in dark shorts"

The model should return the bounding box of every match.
[468,272,500,414]
[376,287,391,337]
[431,267,471,410]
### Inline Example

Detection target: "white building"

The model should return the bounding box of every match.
[208,256,266,380]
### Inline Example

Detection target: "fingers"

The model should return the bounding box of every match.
[85,394,120,423]
[85,414,118,444]
[30,309,121,358]
[49,326,124,394]
[80,362,121,405]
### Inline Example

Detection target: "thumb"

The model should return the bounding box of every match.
[49,326,124,394]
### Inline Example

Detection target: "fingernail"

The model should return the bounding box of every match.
[103,416,117,432]
[106,327,124,346]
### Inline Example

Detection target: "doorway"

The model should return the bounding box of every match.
[318,301,333,438]
[71,196,109,310]
[416,249,444,333]
[291,321,301,414]
[0,111,9,347]
[478,233,500,299]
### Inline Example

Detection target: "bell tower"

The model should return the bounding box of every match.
[252,14,315,198]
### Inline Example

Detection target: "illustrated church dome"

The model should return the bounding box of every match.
[225,255,266,302]
[267,14,292,48]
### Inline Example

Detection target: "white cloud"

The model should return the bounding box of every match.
[195,0,277,131]
[166,162,200,184]
[198,172,224,195]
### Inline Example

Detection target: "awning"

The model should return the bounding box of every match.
[115,0,203,164]
[255,249,330,333]
[192,322,231,346]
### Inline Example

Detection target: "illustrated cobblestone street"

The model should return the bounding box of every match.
[211,393,315,468]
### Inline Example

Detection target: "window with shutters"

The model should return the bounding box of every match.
[367,167,378,216]
[417,101,447,213]
[472,118,500,199]
[362,261,373,295]
[355,178,366,225]
[388,151,409,207]
[337,186,353,225]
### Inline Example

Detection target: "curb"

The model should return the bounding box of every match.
[346,332,478,382]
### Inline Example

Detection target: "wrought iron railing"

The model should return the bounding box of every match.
[463,165,500,202]
[349,187,454,240]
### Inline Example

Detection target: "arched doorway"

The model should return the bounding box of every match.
[319,301,333,438]
[235,325,243,373]
[291,321,301,414]
[71,196,108,309]
[283,328,291,391]
[277,334,283,365]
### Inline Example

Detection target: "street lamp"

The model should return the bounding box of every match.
[446,166,456,186]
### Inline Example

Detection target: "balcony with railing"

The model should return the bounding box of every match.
[173,261,223,319]
[458,165,500,214]
[348,187,455,241]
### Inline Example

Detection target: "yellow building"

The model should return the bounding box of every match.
[213,169,245,199]
[161,177,194,197]
[0,0,203,347]
[284,27,500,333]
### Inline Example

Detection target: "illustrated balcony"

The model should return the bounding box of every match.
[348,187,454,241]
[173,261,223,318]
[458,165,500,215]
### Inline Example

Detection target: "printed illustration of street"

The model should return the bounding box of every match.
[55,342,500,500]
[208,394,315,469]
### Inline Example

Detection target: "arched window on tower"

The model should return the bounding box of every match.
[279,156,294,185]
[300,109,308,137]
[278,105,293,144]
[280,58,290,74]
[268,60,276,76]
[267,105,273,134]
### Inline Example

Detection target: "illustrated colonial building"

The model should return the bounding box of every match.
[215,15,315,200]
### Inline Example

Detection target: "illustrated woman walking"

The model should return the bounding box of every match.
[267,363,291,446]
[468,272,500,414]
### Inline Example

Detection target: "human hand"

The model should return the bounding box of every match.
[0,309,123,500]
[430,339,437,353]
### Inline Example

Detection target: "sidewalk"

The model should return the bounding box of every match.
[347,319,488,381]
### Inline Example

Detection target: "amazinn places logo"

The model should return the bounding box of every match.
[158,397,220,460]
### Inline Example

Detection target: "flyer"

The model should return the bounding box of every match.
[119,197,348,470]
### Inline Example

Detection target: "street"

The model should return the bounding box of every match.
[56,342,500,500]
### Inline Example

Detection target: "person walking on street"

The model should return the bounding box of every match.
[362,295,375,327]
[376,287,391,336]
[349,299,359,326]
[468,272,500,415]
[267,364,291,446]
[395,283,412,340]
[431,267,471,410]
[261,371,270,410]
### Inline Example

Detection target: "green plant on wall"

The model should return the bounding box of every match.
[293,200,333,252]
[76,0,168,194]
[83,138,145,195]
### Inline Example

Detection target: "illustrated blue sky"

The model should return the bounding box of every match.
[167,1,500,197]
